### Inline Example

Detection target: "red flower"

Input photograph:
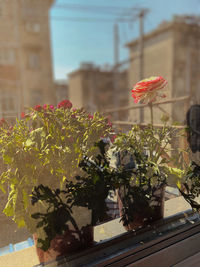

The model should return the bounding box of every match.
[34,105,42,111]
[110,135,117,143]
[88,114,93,119]
[131,76,167,104]
[57,100,72,109]
[43,104,54,111]
[106,117,112,128]
[21,112,25,118]
[0,118,6,127]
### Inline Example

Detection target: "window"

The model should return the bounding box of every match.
[28,51,40,69]
[25,22,40,33]
[0,48,15,65]
[0,89,17,113]
[30,89,43,106]
[0,2,4,18]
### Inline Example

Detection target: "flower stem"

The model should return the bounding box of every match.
[149,103,154,125]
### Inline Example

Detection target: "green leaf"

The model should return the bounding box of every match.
[37,221,45,228]
[168,167,184,178]
[177,180,181,189]
[31,213,42,219]
[25,138,35,147]
[0,183,6,194]
[22,189,29,209]
[3,154,13,164]
[3,203,14,217]
[15,216,26,228]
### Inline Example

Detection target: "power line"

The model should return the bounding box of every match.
[51,4,149,24]
[51,16,135,23]
[54,4,142,12]
[53,4,143,17]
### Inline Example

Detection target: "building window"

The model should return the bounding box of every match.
[28,51,40,69]
[0,89,17,113]
[0,48,15,65]
[30,89,43,106]
[0,3,3,18]
[25,22,40,33]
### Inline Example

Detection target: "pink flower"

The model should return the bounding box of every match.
[43,104,54,111]
[21,112,26,119]
[107,117,112,127]
[72,108,77,112]
[57,100,72,109]
[88,114,93,119]
[34,105,42,111]
[0,118,6,127]
[131,76,167,104]
[110,135,117,143]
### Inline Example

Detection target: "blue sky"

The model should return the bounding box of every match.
[50,0,200,80]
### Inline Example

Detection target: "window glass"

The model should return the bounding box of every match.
[30,89,43,106]
[0,89,17,113]
[28,51,40,69]
[0,48,15,65]
[25,22,40,33]
[0,0,200,264]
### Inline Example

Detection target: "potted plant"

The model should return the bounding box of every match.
[179,161,200,211]
[112,125,184,230]
[111,76,186,230]
[30,140,130,262]
[0,100,113,262]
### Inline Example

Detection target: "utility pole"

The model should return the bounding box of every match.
[112,9,148,122]
[113,23,119,120]
[139,9,145,123]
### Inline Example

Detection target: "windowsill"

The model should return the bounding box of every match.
[33,196,197,267]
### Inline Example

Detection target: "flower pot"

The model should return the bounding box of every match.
[33,225,94,263]
[117,185,165,231]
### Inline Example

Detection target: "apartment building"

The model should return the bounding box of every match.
[54,79,68,104]
[68,63,128,120]
[0,0,55,121]
[127,15,200,125]
[0,0,55,247]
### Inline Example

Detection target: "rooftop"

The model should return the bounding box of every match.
[126,15,200,48]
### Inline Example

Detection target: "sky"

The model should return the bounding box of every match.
[50,0,200,80]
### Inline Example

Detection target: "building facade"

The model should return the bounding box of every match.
[0,0,55,247]
[127,16,200,125]
[0,0,55,121]
[68,63,128,120]
[54,79,68,104]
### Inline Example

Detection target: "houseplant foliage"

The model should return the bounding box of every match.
[112,124,184,229]
[112,76,186,229]
[31,140,132,251]
[0,100,113,235]
[179,161,200,211]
